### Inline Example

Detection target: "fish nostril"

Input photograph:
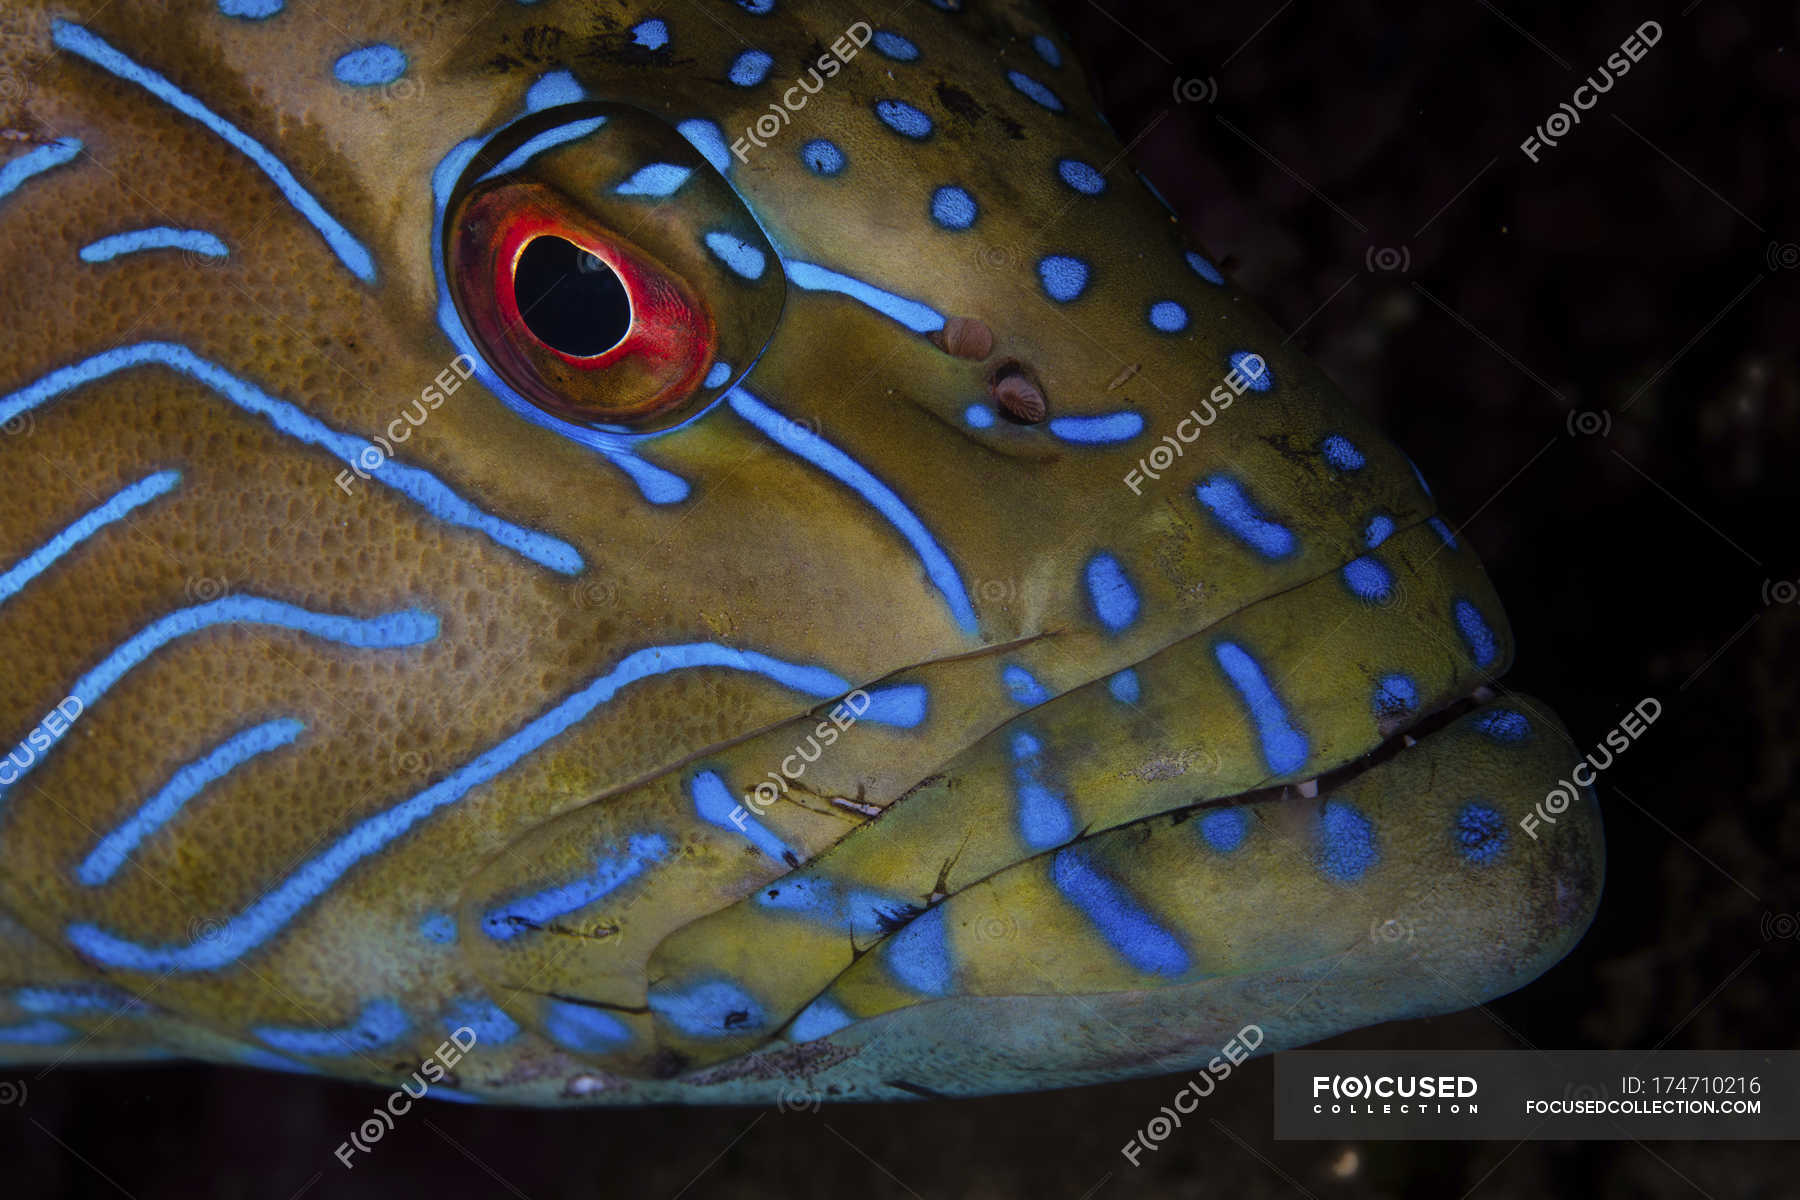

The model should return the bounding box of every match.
[928,315,994,361]
[988,359,1047,424]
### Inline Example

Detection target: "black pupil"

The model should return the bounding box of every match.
[513,237,632,357]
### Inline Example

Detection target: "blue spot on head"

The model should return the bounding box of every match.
[1341,556,1393,603]
[525,70,583,111]
[419,911,457,945]
[631,19,669,50]
[544,1000,630,1053]
[1214,641,1308,775]
[218,0,283,17]
[1032,34,1063,67]
[1108,668,1141,704]
[884,907,954,994]
[1149,301,1189,333]
[1057,159,1104,194]
[1364,513,1396,548]
[1454,802,1509,865]
[1186,250,1224,285]
[871,30,919,60]
[615,162,692,197]
[333,43,407,87]
[1007,70,1063,111]
[1038,254,1088,302]
[1475,708,1532,743]
[728,49,773,86]
[1003,665,1049,705]
[704,362,733,389]
[930,185,977,230]
[1373,674,1418,719]
[1321,434,1365,470]
[1315,800,1378,882]
[801,139,845,176]
[875,99,933,138]
[1197,807,1249,854]
[677,119,731,174]
[704,231,766,280]
[964,403,995,428]
[1195,476,1297,559]
[1454,599,1499,668]
[1084,552,1140,633]
[1229,350,1272,391]
[649,980,766,1037]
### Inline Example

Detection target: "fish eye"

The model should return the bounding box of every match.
[441,102,786,435]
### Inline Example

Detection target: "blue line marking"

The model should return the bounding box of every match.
[1002,665,1048,705]
[443,996,520,1044]
[631,19,670,50]
[704,231,767,279]
[2,599,433,800]
[873,30,919,60]
[1057,158,1104,194]
[1013,731,1074,849]
[477,116,606,181]
[651,978,767,1037]
[481,833,668,940]
[1033,35,1063,68]
[0,342,585,574]
[1214,641,1308,775]
[1431,518,1459,549]
[1084,552,1139,633]
[51,23,373,282]
[1007,70,1063,111]
[883,906,953,994]
[79,227,228,263]
[788,995,853,1042]
[1047,411,1143,444]
[0,138,82,205]
[677,119,732,174]
[615,163,691,197]
[525,70,584,111]
[785,260,945,333]
[255,998,409,1056]
[1051,850,1188,975]
[219,0,284,17]
[1108,668,1141,704]
[692,771,791,862]
[1454,599,1499,667]
[0,470,180,608]
[1195,476,1297,559]
[861,684,928,727]
[14,984,143,1014]
[76,718,304,886]
[0,1019,72,1045]
[1185,250,1224,285]
[728,389,975,632]
[333,44,407,87]
[544,999,630,1052]
[67,642,874,970]
[728,49,773,86]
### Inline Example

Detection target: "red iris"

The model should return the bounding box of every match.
[448,179,716,429]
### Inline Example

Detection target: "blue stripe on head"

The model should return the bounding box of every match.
[1213,641,1308,775]
[1320,434,1364,470]
[1007,70,1063,111]
[1454,599,1499,667]
[525,70,584,110]
[871,31,919,60]
[875,99,933,138]
[1051,850,1189,975]
[1194,476,1297,559]
[333,44,407,87]
[704,231,767,279]
[1185,250,1224,285]
[1084,552,1140,633]
[1046,411,1143,444]
[883,907,954,995]
[1315,801,1378,882]
[615,163,691,197]
[1057,159,1104,194]
[544,1000,631,1052]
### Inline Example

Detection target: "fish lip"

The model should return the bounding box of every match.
[1190,682,1500,815]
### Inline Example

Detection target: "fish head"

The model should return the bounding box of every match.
[0,0,1600,1101]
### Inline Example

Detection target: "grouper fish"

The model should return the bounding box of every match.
[0,0,1602,1104]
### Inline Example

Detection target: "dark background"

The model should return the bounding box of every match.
[10,0,1798,1196]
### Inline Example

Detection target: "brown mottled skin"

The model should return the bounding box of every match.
[0,0,1601,1103]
